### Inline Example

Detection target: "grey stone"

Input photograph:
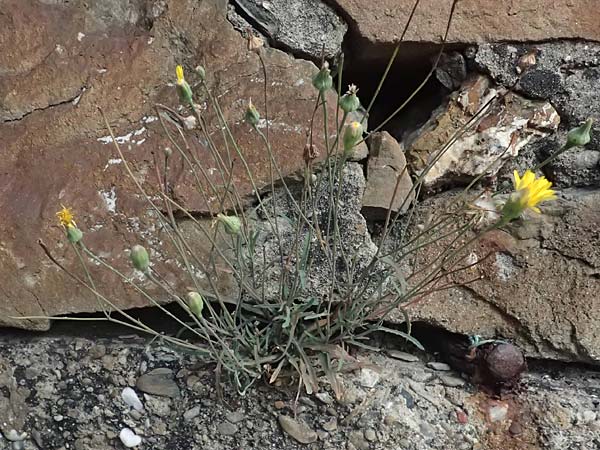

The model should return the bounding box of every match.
[475,41,600,188]
[278,415,318,444]
[136,368,180,398]
[322,417,338,432]
[426,362,452,372]
[217,421,238,436]
[230,0,347,60]
[364,428,377,442]
[225,410,245,424]
[362,131,415,220]
[439,375,466,388]
[387,350,420,362]
[183,406,201,421]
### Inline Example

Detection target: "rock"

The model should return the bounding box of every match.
[0,0,344,329]
[364,428,377,442]
[322,417,337,432]
[119,428,141,448]
[121,387,144,412]
[475,41,600,188]
[217,421,238,436]
[387,350,420,362]
[330,0,599,63]
[225,411,245,424]
[405,75,559,190]
[348,430,369,450]
[358,367,380,388]
[487,402,509,423]
[508,420,523,436]
[136,368,180,398]
[484,343,526,383]
[316,392,334,405]
[394,188,600,363]
[183,406,201,421]
[230,0,347,60]
[427,362,452,372]
[278,415,318,444]
[362,131,415,220]
[439,375,466,388]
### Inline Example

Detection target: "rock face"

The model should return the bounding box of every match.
[0,0,340,329]
[475,41,600,188]
[331,0,600,51]
[362,132,414,220]
[400,189,600,363]
[405,75,560,190]
[230,0,347,59]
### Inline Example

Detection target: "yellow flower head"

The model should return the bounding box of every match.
[56,205,76,228]
[512,169,556,213]
[176,65,185,85]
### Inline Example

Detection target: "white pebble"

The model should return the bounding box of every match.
[122,387,144,411]
[119,428,142,448]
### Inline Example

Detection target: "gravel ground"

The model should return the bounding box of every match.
[0,327,599,450]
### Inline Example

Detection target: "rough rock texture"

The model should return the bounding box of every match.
[475,41,600,188]
[405,75,559,189]
[1,332,599,450]
[230,0,347,59]
[0,0,340,329]
[362,131,414,220]
[400,189,600,363]
[332,0,600,51]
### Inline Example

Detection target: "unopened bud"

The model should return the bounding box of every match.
[217,213,241,235]
[164,147,173,158]
[186,291,204,318]
[130,245,150,272]
[312,62,333,93]
[66,225,83,244]
[195,65,206,81]
[339,84,360,113]
[343,121,363,154]
[175,65,193,105]
[566,118,593,148]
[245,99,260,126]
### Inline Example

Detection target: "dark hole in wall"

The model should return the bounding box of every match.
[338,41,467,141]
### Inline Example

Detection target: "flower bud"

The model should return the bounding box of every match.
[244,99,260,126]
[343,121,363,154]
[175,65,193,105]
[312,62,333,93]
[186,291,204,318]
[66,225,83,244]
[500,193,525,223]
[217,213,241,235]
[566,118,593,148]
[339,84,360,113]
[195,65,206,81]
[130,245,150,272]
[164,147,173,158]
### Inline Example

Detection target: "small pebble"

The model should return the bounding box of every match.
[387,350,420,362]
[226,411,245,424]
[358,368,380,388]
[217,421,238,436]
[427,362,452,371]
[119,428,142,448]
[122,387,144,411]
[274,400,286,409]
[488,403,509,423]
[322,417,338,432]
[439,375,466,387]
[509,420,523,436]
[54,415,64,422]
[316,392,334,405]
[278,415,317,444]
[184,406,201,421]
[364,428,377,442]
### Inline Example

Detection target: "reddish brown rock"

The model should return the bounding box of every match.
[393,189,600,362]
[333,0,600,52]
[0,0,339,329]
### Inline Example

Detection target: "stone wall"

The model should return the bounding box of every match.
[1,0,598,364]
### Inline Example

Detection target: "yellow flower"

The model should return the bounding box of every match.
[176,65,185,85]
[56,205,76,228]
[512,169,556,213]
